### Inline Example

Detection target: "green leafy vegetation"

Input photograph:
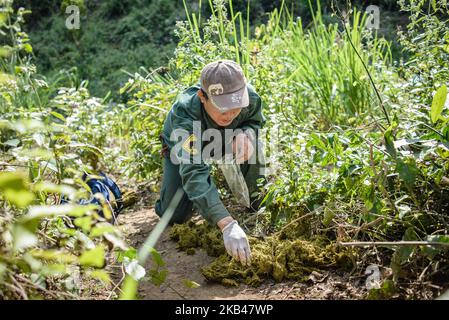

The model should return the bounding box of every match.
[2,0,449,300]
[16,0,405,98]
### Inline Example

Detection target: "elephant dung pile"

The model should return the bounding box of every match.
[170,221,355,287]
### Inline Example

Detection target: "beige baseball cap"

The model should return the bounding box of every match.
[200,60,250,112]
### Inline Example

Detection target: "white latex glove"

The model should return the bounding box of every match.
[222,220,251,266]
[232,133,254,164]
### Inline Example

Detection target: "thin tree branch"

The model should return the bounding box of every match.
[339,241,449,247]
[331,1,391,126]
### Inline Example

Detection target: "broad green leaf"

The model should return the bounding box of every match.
[396,158,419,190]
[31,249,78,263]
[0,171,29,191]
[0,72,14,84]
[0,119,11,129]
[32,133,45,147]
[61,142,104,156]
[45,161,59,173]
[116,248,138,262]
[367,280,396,300]
[393,228,419,264]
[90,224,116,237]
[119,275,138,300]
[58,227,77,237]
[26,204,98,221]
[100,202,112,220]
[0,45,13,58]
[0,13,8,25]
[421,245,440,259]
[384,126,397,158]
[363,185,382,218]
[183,279,200,289]
[87,270,112,284]
[3,138,20,147]
[443,124,449,141]
[0,263,6,281]
[30,274,47,289]
[422,235,449,258]
[150,248,165,267]
[16,148,53,161]
[427,235,449,244]
[79,246,105,268]
[22,43,33,53]
[308,133,326,150]
[41,264,67,276]
[23,253,43,271]
[34,182,77,200]
[74,216,93,232]
[431,85,448,123]
[8,119,45,134]
[323,207,335,226]
[4,189,35,208]
[12,225,38,251]
[149,269,168,286]
[50,111,66,122]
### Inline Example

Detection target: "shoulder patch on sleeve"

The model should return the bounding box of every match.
[182,134,199,155]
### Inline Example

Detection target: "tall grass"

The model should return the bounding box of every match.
[273,1,392,128]
[180,0,252,76]
[0,5,76,116]
[178,0,393,128]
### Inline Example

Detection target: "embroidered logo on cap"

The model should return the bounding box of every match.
[208,83,224,96]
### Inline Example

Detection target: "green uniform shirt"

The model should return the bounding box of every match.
[160,83,265,225]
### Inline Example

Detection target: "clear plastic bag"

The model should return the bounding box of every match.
[216,159,250,208]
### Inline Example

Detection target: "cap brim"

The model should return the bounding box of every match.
[210,85,249,112]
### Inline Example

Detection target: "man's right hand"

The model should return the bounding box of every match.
[219,218,251,266]
[232,132,254,164]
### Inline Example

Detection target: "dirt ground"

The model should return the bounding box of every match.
[112,195,368,300]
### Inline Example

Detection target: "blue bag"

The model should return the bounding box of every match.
[62,172,124,224]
